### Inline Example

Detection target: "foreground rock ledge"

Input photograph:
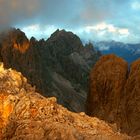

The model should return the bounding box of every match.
[0,63,130,140]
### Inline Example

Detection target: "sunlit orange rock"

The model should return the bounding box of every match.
[1,28,29,53]
[87,54,128,123]
[87,54,140,138]
[121,59,140,136]
[0,63,131,140]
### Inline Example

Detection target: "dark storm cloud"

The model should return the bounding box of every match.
[0,0,130,28]
[37,0,83,27]
[0,0,140,42]
[79,0,131,25]
[0,0,40,30]
[0,0,82,29]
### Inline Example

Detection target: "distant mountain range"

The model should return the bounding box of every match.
[94,41,140,63]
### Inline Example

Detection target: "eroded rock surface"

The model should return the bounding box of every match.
[0,63,130,140]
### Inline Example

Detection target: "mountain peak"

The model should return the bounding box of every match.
[47,29,83,53]
[0,28,29,53]
[0,28,101,112]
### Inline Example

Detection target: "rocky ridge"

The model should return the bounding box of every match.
[0,63,131,140]
[87,54,140,137]
[0,28,101,112]
[94,41,140,63]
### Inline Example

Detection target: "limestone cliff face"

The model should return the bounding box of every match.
[0,63,131,140]
[87,54,140,137]
[87,54,128,123]
[121,59,140,136]
[0,28,101,112]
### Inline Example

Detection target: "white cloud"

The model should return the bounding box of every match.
[84,22,129,36]
[118,29,129,35]
[74,22,135,43]
[22,24,40,32]
[85,22,116,33]
[21,24,57,39]
[20,22,140,44]
[131,1,140,10]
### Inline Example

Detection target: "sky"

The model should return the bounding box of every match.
[0,0,140,43]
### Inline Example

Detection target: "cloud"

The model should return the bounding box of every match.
[84,22,130,36]
[131,1,140,10]
[0,0,40,30]
[21,22,136,43]
[74,22,139,43]
[0,0,83,30]
[79,0,131,25]
[118,29,129,35]
[21,24,57,39]
[85,23,117,33]
[80,0,111,24]
[0,0,140,43]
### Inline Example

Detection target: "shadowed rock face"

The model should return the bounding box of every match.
[0,63,131,140]
[121,59,140,136]
[87,54,140,137]
[87,54,128,123]
[0,28,101,112]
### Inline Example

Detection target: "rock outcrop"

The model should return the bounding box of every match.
[87,54,140,137]
[0,28,101,112]
[121,59,140,136]
[87,54,128,123]
[0,63,131,140]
